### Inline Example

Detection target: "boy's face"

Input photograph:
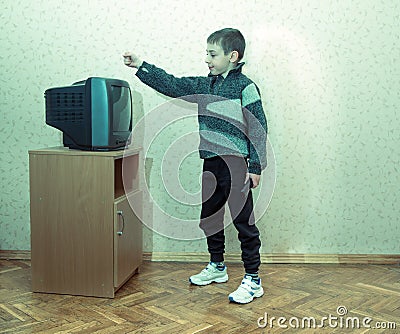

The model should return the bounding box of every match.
[205,43,236,78]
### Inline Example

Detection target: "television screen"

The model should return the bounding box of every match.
[112,85,131,133]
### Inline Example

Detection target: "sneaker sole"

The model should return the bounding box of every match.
[189,274,229,286]
[229,288,264,304]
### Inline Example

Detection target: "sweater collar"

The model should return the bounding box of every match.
[208,62,245,77]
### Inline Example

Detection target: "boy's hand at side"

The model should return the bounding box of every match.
[246,173,261,188]
[123,52,143,69]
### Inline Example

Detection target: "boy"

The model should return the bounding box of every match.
[123,28,267,304]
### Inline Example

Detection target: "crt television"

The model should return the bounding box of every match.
[45,77,132,151]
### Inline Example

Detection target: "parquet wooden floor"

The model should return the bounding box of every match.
[0,260,399,333]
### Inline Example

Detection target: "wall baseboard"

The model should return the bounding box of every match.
[0,250,31,260]
[145,252,400,265]
[2,250,399,265]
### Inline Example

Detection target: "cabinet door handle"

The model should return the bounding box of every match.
[117,210,125,236]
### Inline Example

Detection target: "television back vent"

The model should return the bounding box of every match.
[45,92,85,123]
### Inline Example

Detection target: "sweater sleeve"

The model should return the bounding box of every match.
[135,61,207,98]
[241,83,268,175]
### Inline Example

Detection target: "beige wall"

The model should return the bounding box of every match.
[1,0,399,255]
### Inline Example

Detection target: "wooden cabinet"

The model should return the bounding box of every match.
[29,146,142,298]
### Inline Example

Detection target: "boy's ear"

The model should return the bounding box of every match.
[230,50,239,63]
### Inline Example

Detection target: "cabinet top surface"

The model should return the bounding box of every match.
[29,146,141,158]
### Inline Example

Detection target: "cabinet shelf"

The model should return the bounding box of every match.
[114,154,139,199]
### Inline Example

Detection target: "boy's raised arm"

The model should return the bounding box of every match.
[123,52,206,98]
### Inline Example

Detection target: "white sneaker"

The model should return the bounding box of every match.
[228,275,264,304]
[189,262,229,286]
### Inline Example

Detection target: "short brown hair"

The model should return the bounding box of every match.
[207,28,246,61]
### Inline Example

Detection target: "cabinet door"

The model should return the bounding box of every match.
[114,191,143,288]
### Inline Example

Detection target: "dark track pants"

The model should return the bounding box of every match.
[199,155,261,273]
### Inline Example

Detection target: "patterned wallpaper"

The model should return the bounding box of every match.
[0,0,399,255]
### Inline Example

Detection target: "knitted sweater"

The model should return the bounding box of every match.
[136,61,268,174]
